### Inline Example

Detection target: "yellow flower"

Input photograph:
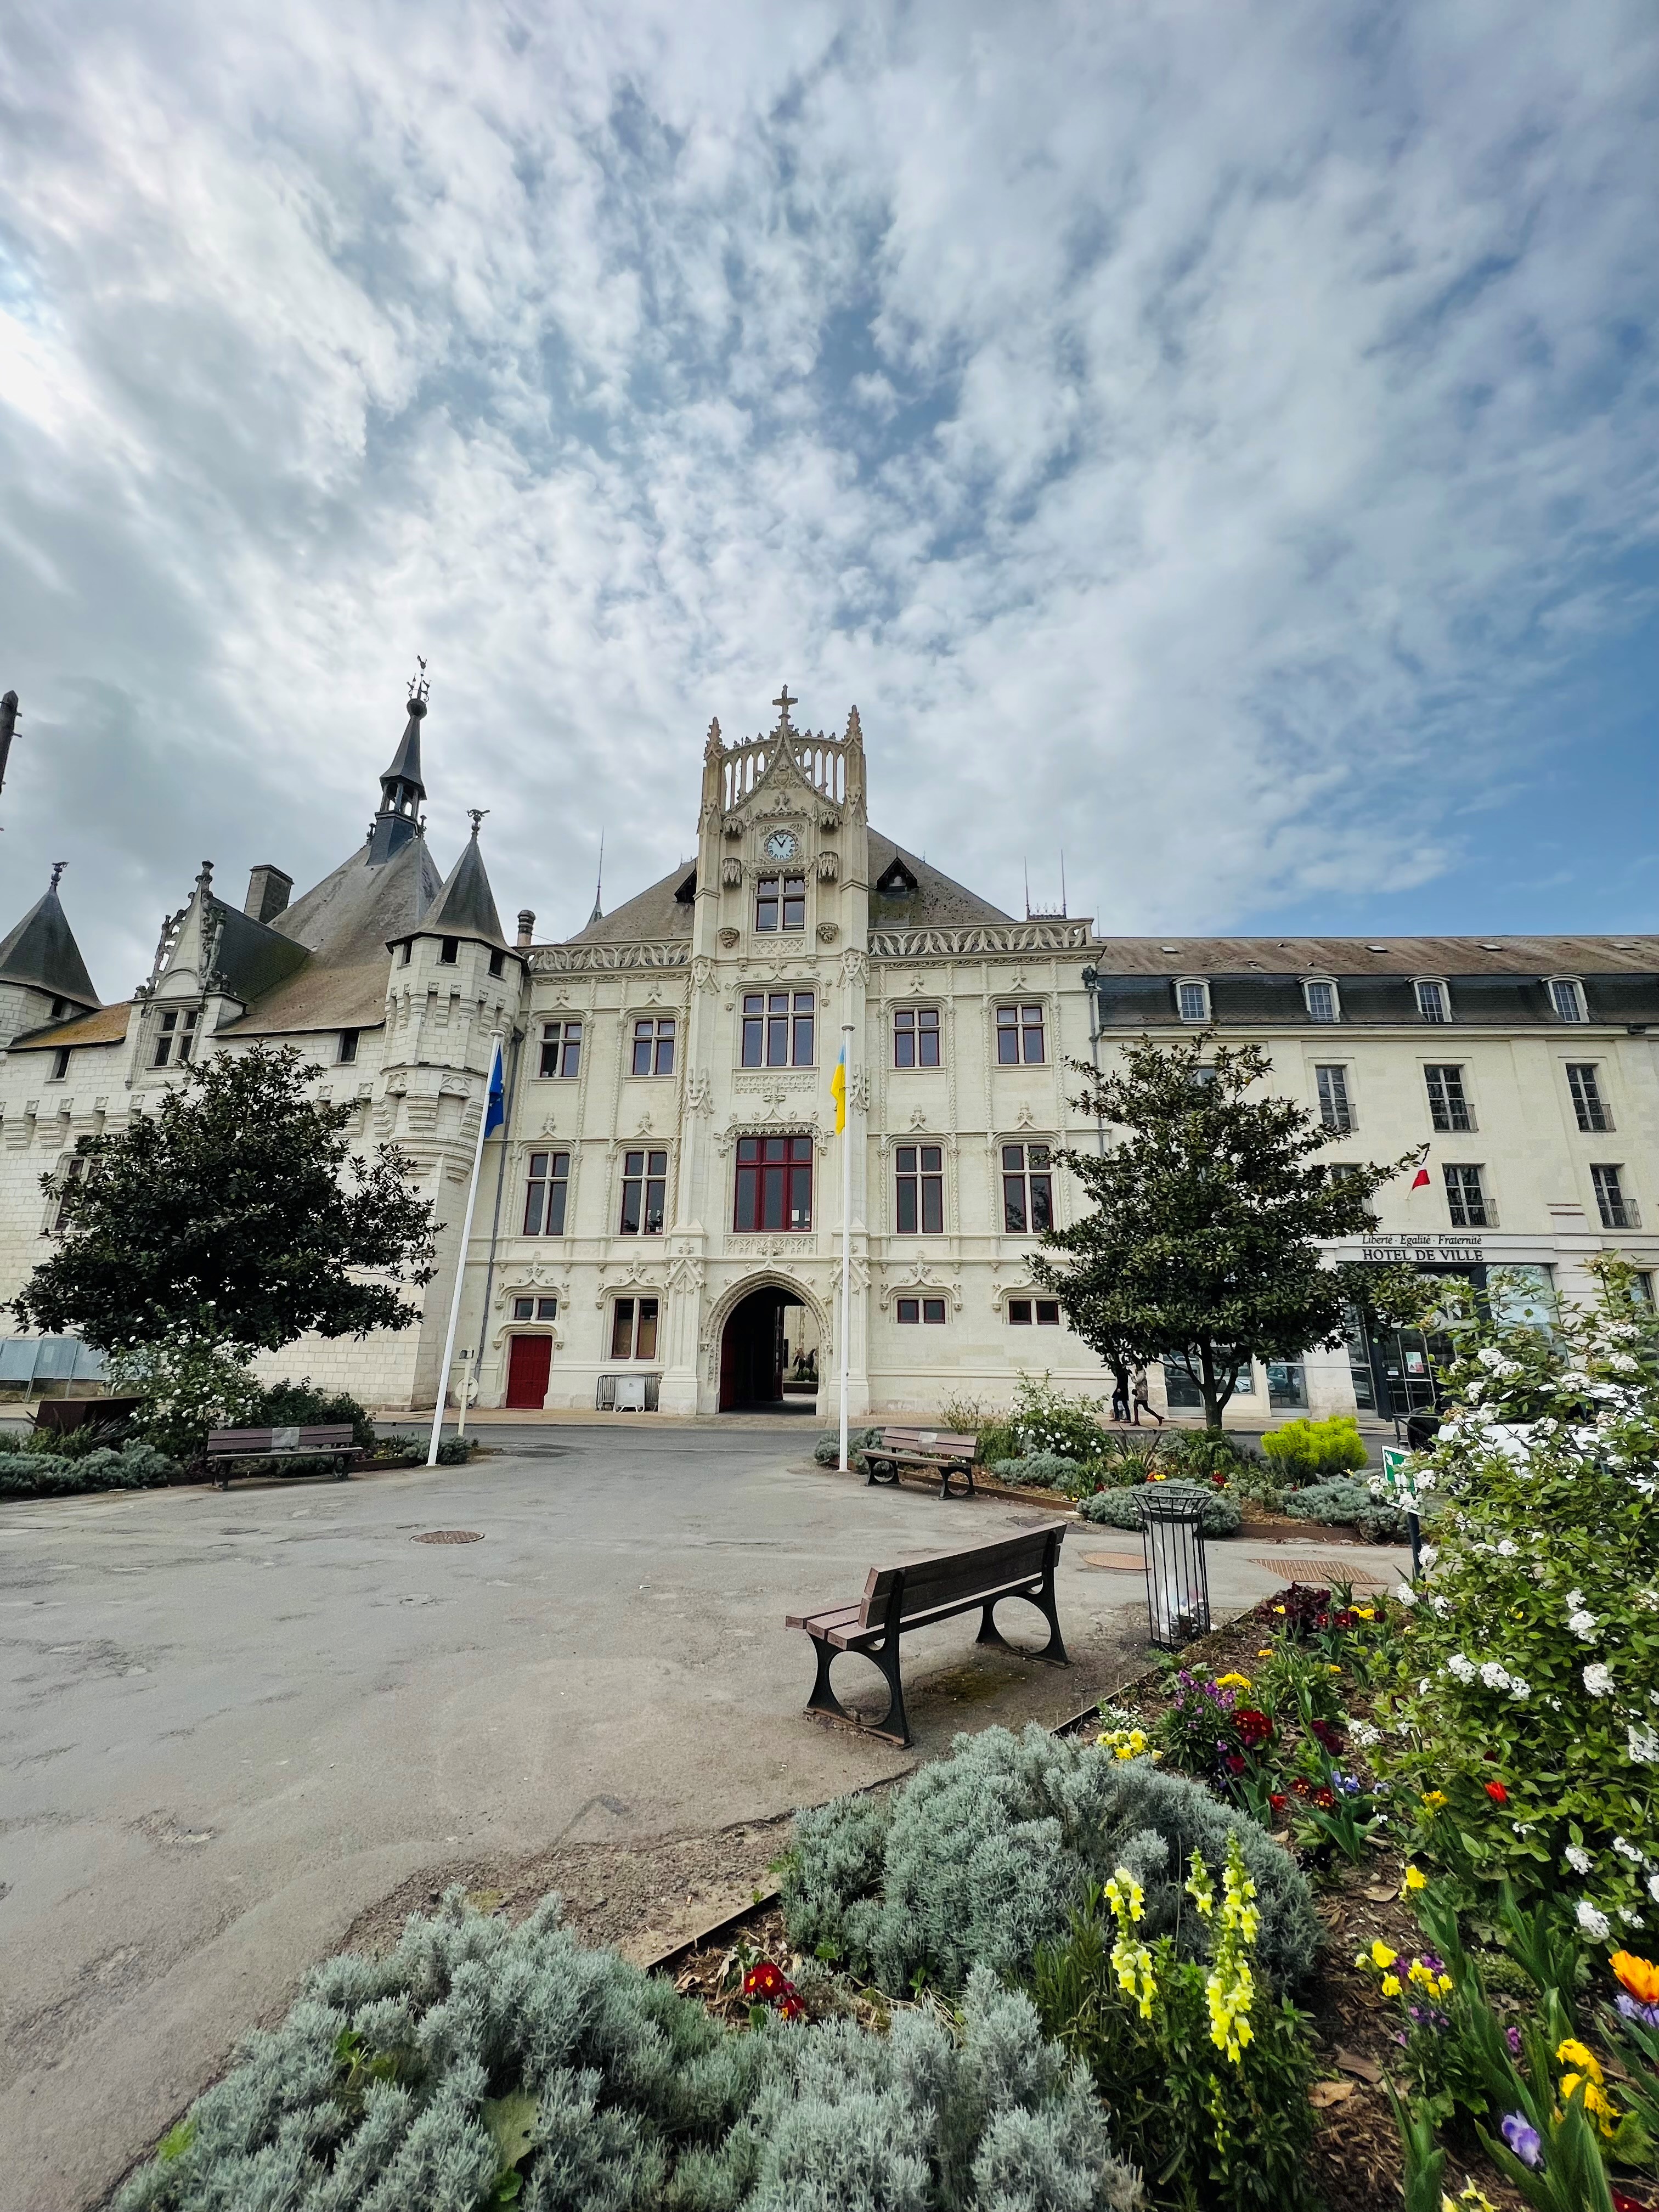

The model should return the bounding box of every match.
[1408,1959,1437,1990]
[1422,1790,1448,1811]
[1256,1648,1274,1657]
[1555,2039,1602,2083]
[1328,1664,1343,1675]
[1272,1605,1285,1615]
[1371,1940,1399,1970]
[1442,2185,1499,2212]
[1354,1606,1376,1620]
[1437,1973,1454,1996]
[1561,2074,1620,2133]
[1381,1973,1402,1997]
[1215,1673,1252,1690]
[1402,1865,1428,1893]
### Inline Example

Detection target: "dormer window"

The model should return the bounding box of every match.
[1549,977,1587,1024]
[1415,979,1449,1024]
[1302,978,1340,1024]
[877,856,918,896]
[439,936,459,965]
[151,1008,199,1068]
[1175,978,1210,1023]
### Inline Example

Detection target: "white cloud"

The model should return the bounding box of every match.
[0,0,1655,989]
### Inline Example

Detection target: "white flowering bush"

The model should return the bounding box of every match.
[111,1317,265,1462]
[1009,1372,1110,1463]
[1370,1260,1659,1935]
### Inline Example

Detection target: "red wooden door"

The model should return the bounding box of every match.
[505,1334,551,1409]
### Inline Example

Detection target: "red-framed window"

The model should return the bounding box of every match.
[895,1144,944,1234]
[1007,1297,1061,1325]
[734,1135,813,1231]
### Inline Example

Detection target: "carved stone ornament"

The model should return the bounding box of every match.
[819,808,841,832]
[816,850,839,882]
[718,926,740,949]
[816,921,839,944]
[721,856,743,888]
[848,1068,871,1111]
[692,955,717,994]
[840,948,870,987]
[686,1068,714,1116]
[727,1234,820,1259]
[723,816,744,839]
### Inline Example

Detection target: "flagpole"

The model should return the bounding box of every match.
[838,1022,854,1472]
[428,1031,502,1468]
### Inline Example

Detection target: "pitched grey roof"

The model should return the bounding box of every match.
[420,830,507,947]
[219,833,440,1037]
[1085,933,1659,976]
[205,902,309,1004]
[0,881,99,1008]
[558,830,1009,947]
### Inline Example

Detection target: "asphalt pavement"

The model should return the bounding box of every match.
[0,1426,1406,2208]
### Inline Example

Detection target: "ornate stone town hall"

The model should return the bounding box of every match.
[2,682,1656,1421]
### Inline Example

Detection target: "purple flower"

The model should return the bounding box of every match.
[1500,2112,1543,2170]
[1505,2025,1523,2057]
[1418,1951,1446,1977]
[1335,1772,1363,1796]
[1617,1992,1659,2029]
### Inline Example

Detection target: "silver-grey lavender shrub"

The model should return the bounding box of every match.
[782,1725,1319,1997]
[115,1890,1141,2212]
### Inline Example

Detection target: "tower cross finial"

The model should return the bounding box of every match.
[772,684,797,726]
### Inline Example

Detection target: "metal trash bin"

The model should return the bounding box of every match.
[1134,1482,1212,1650]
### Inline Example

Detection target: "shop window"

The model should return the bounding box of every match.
[1006,1298,1060,1325]
[734,1135,812,1231]
[1164,1356,1251,1408]
[610,1296,659,1359]
[895,1144,944,1234]
[631,1017,675,1076]
[538,1020,582,1078]
[1001,1143,1052,1234]
[893,1007,940,1067]
[619,1150,668,1235]
[996,1003,1045,1064]
[1267,1361,1308,1409]
[896,1297,947,1324]
[741,991,814,1068]
[523,1152,570,1235]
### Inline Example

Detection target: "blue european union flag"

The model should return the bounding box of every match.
[483,1037,505,1135]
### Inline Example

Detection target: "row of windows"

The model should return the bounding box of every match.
[1177,975,1594,1025]
[1314,1059,1616,1136]
[518,1137,1057,1239]
[534,1004,1048,1077]
[505,1289,1065,1347]
[1327,1157,1641,1233]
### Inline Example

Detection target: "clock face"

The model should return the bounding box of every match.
[763,828,799,861]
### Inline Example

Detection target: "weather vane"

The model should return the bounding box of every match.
[409,654,430,707]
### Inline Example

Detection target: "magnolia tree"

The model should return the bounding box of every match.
[1370,1259,1659,1939]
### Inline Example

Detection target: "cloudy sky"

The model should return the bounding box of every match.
[1,1,1656,996]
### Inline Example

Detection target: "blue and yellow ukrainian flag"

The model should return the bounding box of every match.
[831,1039,847,1133]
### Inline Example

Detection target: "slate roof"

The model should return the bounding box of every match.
[558,829,1011,947]
[419,830,508,947]
[220,833,441,1037]
[0,883,99,1008]
[10,1001,132,1053]
[1088,935,1659,1030]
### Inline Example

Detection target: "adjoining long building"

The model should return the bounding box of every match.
[3,682,1655,1422]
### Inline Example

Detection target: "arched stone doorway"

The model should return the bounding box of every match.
[716,1282,825,1413]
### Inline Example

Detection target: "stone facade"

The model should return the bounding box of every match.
[3,681,1657,1424]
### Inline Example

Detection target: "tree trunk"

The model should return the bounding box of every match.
[1198,1342,1224,1433]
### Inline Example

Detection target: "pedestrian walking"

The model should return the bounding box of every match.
[1109,1372,1130,1424]
[1131,1367,1164,1426]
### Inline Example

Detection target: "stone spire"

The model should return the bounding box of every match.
[368,668,430,866]
[0,862,99,1011]
[422,812,507,947]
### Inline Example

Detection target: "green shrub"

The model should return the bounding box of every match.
[1282,1476,1411,1542]
[1160,1429,1261,1481]
[1080,1485,1243,1538]
[1259,1415,1369,1485]
[0,1442,178,1500]
[253,1379,377,1452]
[1009,1371,1108,1462]
[19,1414,132,1458]
[974,1417,1019,1464]
[378,1432,476,1465]
[1222,1458,1288,1514]
[115,1891,1141,2212]
[781,1723,1319,2000]
[988,1452,1077,1491]
[1092,1434,1167,1485]
[112,1338,265,1462]
[813,1427,883,1467]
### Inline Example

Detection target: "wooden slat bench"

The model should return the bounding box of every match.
[204,1424,362,1491]
[856,1425,978,1500]
[785,1525,1068,1746]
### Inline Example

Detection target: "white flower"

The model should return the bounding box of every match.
[1419,1678,1432,1695]
[1569,1610,1599,1643]
[1615,1837,1644,1863]
[1565,1846,1594,1874]
[1577,1900,1612,1940]
[1479,1661,1514,1691]
[1419,1544,1438,1569]
[1629,1725,1659,1765]
[1584,1663,1615,1699]
[1565,1589,1585,1610]
[1495,1539,1519,1558]
[1477,1346,1506,1369]
[1392,1583,1418,1607]
[1430,1595,1451,1618]
[1649,1874,1659,1903]
[1447,1654,1477,1683]
[1508,1675,1531,1701]
[1350,1720,1380,1747]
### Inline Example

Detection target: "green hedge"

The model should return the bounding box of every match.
[1079,1484,1243,1538]
[0,1442,179,1500]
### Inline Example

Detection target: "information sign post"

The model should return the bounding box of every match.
[1380,1445,1422,1581]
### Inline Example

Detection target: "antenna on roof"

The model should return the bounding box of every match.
[588,828,605,927]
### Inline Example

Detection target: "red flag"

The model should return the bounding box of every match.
[1411,1167,1431,1189]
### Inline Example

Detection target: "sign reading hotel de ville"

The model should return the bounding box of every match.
[1358,1231,1486,1265]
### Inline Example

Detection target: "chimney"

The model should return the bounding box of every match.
[516,908,535,947]
[244,864,294,924]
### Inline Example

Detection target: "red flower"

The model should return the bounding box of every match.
[1484,1780,1509,1807]
[1290,1776,1313,1798]
[743,1960,786,1999]
[1612,2194,1655,2212]
[1269,1792,1288,1813]
[1234,1707,1273,1750]
[777,1994,805,2023]
[1313,1786,1336,1811]
[1309,1718,1344,1754]
[1224,1753,1246,1775]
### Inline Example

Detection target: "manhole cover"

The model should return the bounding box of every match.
[1251,1556,1386,1585]
[413,1530,484,1545]
[1081,1550,1144,1572]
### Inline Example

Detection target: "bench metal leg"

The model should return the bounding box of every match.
[976,1587,1070,1667]
[938,1461,975,1500]
[803,1635,911,1748]
[864,1457,899,1488]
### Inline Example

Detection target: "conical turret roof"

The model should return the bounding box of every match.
[420,823,507,947]
[0,871,98,1008]
[381,699,427,801]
